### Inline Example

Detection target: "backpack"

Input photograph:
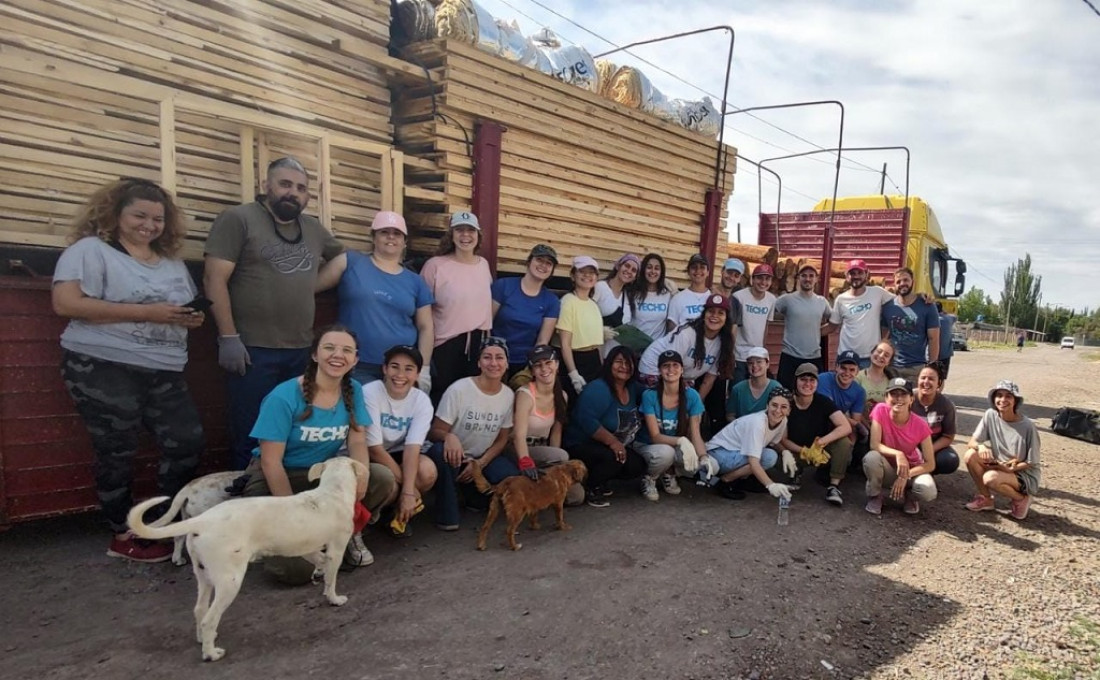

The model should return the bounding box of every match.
[1051,407,1100,445]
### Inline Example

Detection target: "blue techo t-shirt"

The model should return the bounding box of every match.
[250,378,371,469]
[491,276,561,365]
[816,372,866,416]
[338,251,433,365]
[637,387,704,444]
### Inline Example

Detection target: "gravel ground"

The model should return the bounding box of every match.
[0,343,1097,679]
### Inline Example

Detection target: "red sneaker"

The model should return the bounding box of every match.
[107,535,172,563]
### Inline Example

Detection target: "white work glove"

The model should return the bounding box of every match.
[568,370,586,393]
[417,371,432,394]
[602,326,619,342]
[217,334,251,376]
[677,436,699,473]
[781,449,798,478]
[767,483,792,501]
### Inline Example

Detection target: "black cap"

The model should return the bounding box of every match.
[528,344,557,365]
[383,344,424,370]
[688,253,709,269]
[480,336,509,359]
[886,377,913,394]
[528,243,558,265]
[658,350,684,367]
[836,350,860,366]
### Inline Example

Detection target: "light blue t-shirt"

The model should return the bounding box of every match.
[816,372,866,416]
[250,378,371,469]
[726,379,782,419]
[638,387,704,444]
[337,251,433,365]
[491,276,561,365]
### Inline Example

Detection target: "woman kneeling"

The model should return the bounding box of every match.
[864,378,937,516]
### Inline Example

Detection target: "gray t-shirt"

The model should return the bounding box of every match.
[972,408,1041,494]
[774,292,831,359]
[204,201,344,349]
[54,237,197,371]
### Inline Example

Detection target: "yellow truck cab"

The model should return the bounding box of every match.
[812,195,967,312]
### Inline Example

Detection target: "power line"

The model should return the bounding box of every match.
[495,0,887,175]
[1083,0,1100,17]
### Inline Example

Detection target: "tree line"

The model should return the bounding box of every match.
[956,254,1096,343]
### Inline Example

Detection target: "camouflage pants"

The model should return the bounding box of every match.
[61,351,204,533]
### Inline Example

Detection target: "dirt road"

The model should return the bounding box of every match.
[2,344,1097,679]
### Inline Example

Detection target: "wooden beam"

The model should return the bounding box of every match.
[159,98,177,194]
[318,133,332,231]
[239,126,255,203]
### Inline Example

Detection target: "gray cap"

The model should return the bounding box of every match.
[794,362,819,379]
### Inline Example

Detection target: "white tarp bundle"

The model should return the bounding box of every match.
[394,0,718,136]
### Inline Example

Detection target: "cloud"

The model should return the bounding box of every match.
[475,0,1100,311]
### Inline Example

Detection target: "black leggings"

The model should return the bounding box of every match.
[430,329,487,404]
[562,347,602,402]
[569,440,647,489]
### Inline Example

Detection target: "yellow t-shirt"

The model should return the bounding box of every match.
[556,293,603,350]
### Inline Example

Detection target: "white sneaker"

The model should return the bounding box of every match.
[660,473,682,495]
[641,476,659,502]
[343,533,374,567]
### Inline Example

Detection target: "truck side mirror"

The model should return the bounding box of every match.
[954,271,966,297]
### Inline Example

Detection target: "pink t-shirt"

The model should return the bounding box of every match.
[420,255,493,346]
[870,402,932,466]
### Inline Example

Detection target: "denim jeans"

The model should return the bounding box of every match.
[226,346,310,469]
[707,446,779,475]
[425,442,519,527]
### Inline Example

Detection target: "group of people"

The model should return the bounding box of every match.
[51,158,1042,572]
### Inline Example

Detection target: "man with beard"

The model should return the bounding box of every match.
[773,263,832,388]
[204,157,345,468]
[825,259,896,370]
[881,267,939,384]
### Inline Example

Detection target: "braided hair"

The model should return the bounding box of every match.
[299,324,361,430]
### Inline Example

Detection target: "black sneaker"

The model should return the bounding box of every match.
[586,487,611,508]
[715,482,747,501]
[826,485,843,506]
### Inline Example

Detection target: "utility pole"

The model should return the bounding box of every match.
[879,163,887,194]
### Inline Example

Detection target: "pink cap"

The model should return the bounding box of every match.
[371,211,407,235]
[752,263,774,277]
[572,255,600,272]
[846,259,868,273]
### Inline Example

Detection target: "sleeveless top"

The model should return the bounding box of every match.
[519,384,557,445]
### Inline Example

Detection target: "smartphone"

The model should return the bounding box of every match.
[184,296,213,313]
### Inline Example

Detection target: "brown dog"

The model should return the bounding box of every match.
[472,459,587,551]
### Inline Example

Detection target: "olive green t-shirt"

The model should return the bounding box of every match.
[204,201,343,348]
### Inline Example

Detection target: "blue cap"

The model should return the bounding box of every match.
[836,350,860,366]
[723,258,746,274]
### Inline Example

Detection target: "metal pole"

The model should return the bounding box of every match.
[734,153,782,248]
[722,101,844,295]
[879,163,887,194]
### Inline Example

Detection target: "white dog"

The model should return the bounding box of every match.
[146,471,243,566]
[127,457,369,662]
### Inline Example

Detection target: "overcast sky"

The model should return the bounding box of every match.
[475,0,1099,313]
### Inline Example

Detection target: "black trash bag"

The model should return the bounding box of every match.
[1051,407,1100,445]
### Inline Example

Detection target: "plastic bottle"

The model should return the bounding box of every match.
[777,496,790,526]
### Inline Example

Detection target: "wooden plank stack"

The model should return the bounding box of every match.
[0,0,400,258]
[725,243,885,298]
[393,40,736,280]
